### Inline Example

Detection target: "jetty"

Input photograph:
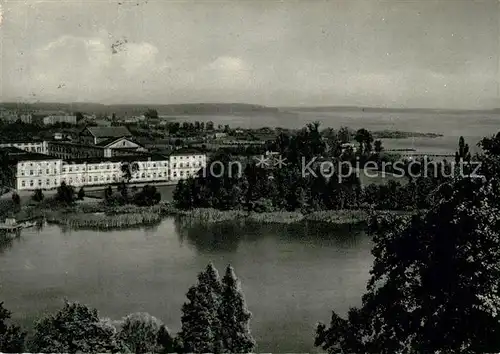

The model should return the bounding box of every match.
[0,217,37,239]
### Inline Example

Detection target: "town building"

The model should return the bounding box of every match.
[0,147,62,191]
[48,137,146,159]
[79,126,132,145]
[169,148,207,181]
[0,140,48,154]
[42,115,77,125]
[59,155,170,187]
[0,146,208,191]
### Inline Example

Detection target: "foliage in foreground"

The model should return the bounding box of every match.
[179,263,256,353]
[0,302,26,353]
[315,177,500,353]
[2,263,254,353]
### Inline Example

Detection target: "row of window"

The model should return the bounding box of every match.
[19,161,59,168]
[172,162,203,168]
[20,169,58,176]
[172,155,205,160]
[18,168,204,187]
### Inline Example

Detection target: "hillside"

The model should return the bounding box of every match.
[0,102,279,116]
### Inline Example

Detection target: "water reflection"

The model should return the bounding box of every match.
[174,217,367,254]
[0,237,15,254]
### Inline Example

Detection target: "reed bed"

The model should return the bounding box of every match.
[176,208,246,224]
[47,211,162,230]
[246,211,305,224]
[304,210,370,225]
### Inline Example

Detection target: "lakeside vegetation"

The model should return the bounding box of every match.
[173,123,457,214]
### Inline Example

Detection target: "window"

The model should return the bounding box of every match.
[186,163,190,168]
[106,165,110,170]
[94,176,98,182]
[122,141,126,146]
[141,173,145,178]
[30,180,34,187]
[173,163,177,168]
[69,167,72,172]
[46,169,49,174]
[153,163,156,168]
[29,170,33,175]
[75,167,79,171]
[180,163,183,168]
[173,172,177,177]
[38,169,42,175]
[69,178,73,184]
[21,181,25,187]
[113,175,117,181]
[153,173,157,178]
[106,176,110,181]
[20,171,24,176]
[46,179,50,186]
[180,171,184,176]
[38,180,42,186]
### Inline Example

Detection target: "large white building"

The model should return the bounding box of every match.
[1,146,207,191]
[169,149,207,181]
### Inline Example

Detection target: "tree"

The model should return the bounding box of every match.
[338,127,351,144]
[118,312,172,354]
[121,162,139,184]
[354,128,373,155]
[374,140,383,153]
[75,112,85,122]
[144,109,159,120]
[0,302,26,353]
[30,301,124,353]
[76,187,85,200]
[32,189,44,202]
[206,121,215,131]
[11,192,20,207]
[219,265,256,353]
[315,177,500,353]
[179,263,254,353]
[104,186,113,202]
[0,151,14,188]
[179,263,223,353]
[134,185,161,206]
[56,181,75,204]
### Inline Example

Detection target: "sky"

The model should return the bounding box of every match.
[0,0,499,109]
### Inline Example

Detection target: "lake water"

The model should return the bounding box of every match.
[0,220,372,352]
[166,109,500,155]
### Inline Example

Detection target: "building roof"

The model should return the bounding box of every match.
[0,147,59,162]
[95,136,144,148]
[169,147,206,156]
[63,153,168,164]
[0,139,45,144]
[83,126,131,138]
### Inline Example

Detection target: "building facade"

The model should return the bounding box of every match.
[0,141,48,154]
[1,146,207,191]
[169,149,207,181]
[42,115,77,125]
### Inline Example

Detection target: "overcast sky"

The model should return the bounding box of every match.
[1,0,499,108]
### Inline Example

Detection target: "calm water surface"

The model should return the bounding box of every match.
[0,219,372,352]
